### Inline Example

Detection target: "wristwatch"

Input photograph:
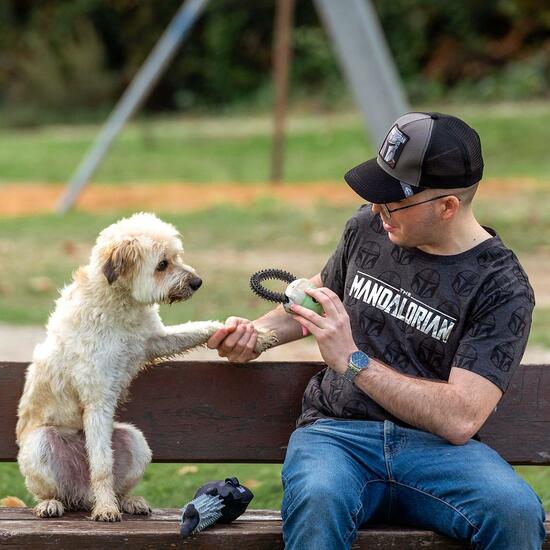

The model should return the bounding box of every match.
[343,350,370,383]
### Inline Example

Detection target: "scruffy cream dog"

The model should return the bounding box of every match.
[16,212,275,521]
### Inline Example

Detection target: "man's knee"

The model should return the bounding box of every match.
[476,480,546,547]
[489,481,543,521]
[282,469,359,520]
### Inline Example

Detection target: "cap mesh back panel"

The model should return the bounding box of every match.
[421,114,484,187]
[443,116,484,174]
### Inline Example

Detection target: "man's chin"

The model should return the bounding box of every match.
[387,231,400,244]
[386,231,411,248]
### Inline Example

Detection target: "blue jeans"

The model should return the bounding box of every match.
[281,419,546,549]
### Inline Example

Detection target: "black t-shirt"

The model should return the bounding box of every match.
[297,205,535,428]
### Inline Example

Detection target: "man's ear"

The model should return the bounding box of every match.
[441,195,461,220]
[102,238,141,285]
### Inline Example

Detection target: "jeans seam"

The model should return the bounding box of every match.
[392,480,481,533]
[383,438,393,479]
[343,478,383,545]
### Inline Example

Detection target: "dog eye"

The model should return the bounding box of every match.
[156,260,169,272]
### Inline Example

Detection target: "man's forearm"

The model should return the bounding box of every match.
[354,359,478,444]
[253,304,306,347]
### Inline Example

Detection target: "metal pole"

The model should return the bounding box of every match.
[57,0,209,213]
[270,0,295,186]
[314,0,409,146]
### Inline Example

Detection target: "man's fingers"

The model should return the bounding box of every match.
[292,314,321,338]
[235,328,258,362]
[225,316,249,329]
[290,303,325,328]
[207,317,260,361]
[207,327,231,349]
[306,287,340,315]
[221,324,248,351]
[319,287,348,314]
[226,325,253,362]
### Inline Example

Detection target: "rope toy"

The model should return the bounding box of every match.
[250,268,323,315]
[179,477,254,537]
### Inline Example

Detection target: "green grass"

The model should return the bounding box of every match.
[2,102,550,184]
[0,461,283,509]
[2,463,549,511]
[531,309,550,349]
[1,192,548,337]
[0,201,351,325]
[517,467,550,510]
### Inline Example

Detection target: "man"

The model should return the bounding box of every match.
[208,112,546,549]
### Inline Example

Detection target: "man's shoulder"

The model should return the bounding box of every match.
[474,234,530,281]
[469,235,535,310]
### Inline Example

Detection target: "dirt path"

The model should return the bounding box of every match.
[2,323,549,363]
[0,177,543,217]
[0,181,359,217]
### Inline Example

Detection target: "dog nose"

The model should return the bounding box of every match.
[190,277,202,291]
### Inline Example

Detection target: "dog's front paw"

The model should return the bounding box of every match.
[254,329,279,353]
[92,503,122,522]
[206,321,225,334]
[120,495,152,515]
[34,499,64,518]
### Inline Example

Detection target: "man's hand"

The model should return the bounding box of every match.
[207,317,261,362]
[290,287,358,374]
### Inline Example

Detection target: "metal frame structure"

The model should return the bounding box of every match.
[57,0,408,213]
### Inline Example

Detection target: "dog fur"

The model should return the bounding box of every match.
[16,212,276,521]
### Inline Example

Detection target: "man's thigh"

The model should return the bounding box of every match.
[281,419,389,523]
[388,424,545,543]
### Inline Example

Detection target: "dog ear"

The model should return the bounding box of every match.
[102,238,141,285]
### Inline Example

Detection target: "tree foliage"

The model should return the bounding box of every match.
[0,0,549,124]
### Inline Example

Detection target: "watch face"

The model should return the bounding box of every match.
[350,351,370,370]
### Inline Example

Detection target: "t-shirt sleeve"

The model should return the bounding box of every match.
[320,214,359,299]
[450,267,535,393]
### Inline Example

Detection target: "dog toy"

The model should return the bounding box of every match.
[250,268,323,315]
[179,477,254,537]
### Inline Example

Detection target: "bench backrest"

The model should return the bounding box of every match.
[1,361,549,465]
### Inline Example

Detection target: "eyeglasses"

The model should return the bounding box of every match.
[379,194,459,219]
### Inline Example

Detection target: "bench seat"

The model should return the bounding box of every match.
[3,507,548,548]
[1,360,549,548]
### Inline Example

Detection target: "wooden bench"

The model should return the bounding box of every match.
[1,360,549,548]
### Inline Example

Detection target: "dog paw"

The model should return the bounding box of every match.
[254,329,279,353]
[208,321,225,333]
[34,499,64,518]
[91,503,122,522]
[120,495,152,515]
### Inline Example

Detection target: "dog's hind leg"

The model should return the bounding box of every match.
[17,427,92,516]
[112,422,152,515]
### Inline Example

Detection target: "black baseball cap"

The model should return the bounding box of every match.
[344,112,484,204]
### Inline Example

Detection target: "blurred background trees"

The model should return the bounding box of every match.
[1,0,549,126]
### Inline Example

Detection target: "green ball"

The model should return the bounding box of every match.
[301,295,324,315]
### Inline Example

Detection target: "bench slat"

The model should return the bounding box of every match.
[1,361,549,464]
[1,509,549,549]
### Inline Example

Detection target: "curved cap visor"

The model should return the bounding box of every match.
[344,158,424,204]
